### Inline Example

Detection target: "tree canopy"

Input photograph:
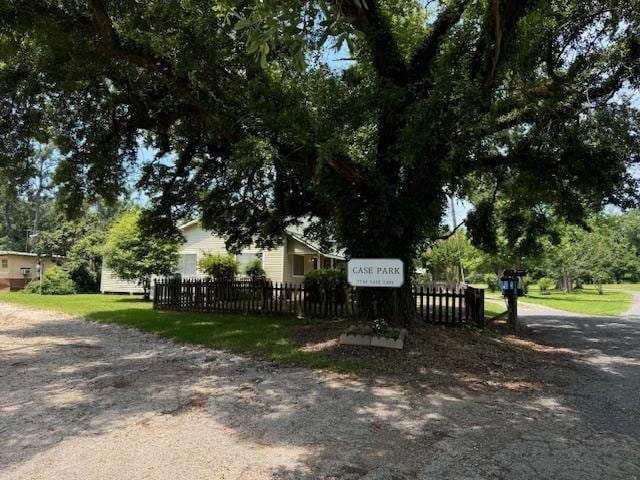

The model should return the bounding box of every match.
[2,0,640,322]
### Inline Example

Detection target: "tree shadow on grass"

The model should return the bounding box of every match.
[1,306,639,478]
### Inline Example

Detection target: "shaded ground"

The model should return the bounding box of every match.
[1,301,639,479]
[294,319,562,392]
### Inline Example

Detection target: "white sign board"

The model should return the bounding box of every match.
[347,258,404,288]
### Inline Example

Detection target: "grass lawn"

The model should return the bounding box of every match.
[484,300,507,319]
[518,285,632,316]
[602,283,640,291]
[0,292,365,372]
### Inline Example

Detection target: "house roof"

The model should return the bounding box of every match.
[284,228,346,260]
[178,219,200,231]
[0,251,65,259]
[0,250,38,257]
[177,220,347,260]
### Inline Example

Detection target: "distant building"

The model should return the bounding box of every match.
[0,251,65,291]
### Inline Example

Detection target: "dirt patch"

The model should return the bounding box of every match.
[292,319,573,392]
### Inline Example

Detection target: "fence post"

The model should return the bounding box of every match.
[465,287,485,328]
[153,279,158,309]
[476,288,485,327]
[176,278,182,311]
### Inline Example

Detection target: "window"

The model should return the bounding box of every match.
[236,252,263,271]
[1,259,7,270]
[176,254,198,277]
[292,254,305,276]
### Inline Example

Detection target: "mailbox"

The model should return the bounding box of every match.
[500,269,527,327]
[501,269,526,297]
[501,278,517,291]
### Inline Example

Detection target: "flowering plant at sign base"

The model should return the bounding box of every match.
[347,321,402,340]
[372,318,389,336]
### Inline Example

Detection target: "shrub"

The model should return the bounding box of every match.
[466,271,485,285]
[537,277,554,295]
[198,252,239,281]
[68,263,99,293]
[413,271,432,284]
[521,275,532,295]
[484,273,499,292]
[24,266,76,295]
[303,268,349,303]
[244,258,267,281]
[592,271,610,295]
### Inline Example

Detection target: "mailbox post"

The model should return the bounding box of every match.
[501,269,526,326]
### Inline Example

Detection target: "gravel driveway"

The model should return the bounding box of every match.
[1,301,639,479]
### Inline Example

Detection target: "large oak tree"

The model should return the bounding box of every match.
[1,0,639,324]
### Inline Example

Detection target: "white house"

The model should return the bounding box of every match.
[100,220,346,294]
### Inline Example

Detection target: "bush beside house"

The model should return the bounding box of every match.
[68,263,100,293]
[244,258,267,281]
[198,252,239,281]
[24,266,76,295]
[304,269,349,304]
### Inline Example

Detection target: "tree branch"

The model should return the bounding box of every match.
[333,0,407,85]
[495,38,640,131]
[409,0,470,81]
[88,0,223,126]
[471,0,532,96]
[326,154,374,187]
[434,220,465,241]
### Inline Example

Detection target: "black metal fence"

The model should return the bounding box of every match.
[153,278,485,326]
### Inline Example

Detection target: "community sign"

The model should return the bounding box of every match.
[347,258,404,288]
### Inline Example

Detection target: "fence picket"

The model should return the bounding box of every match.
[152,278,477,326]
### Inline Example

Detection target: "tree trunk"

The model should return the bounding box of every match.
[338,85,442,329]
[141,277,151,301]
[349,254,417,328]
[355,283,416,328]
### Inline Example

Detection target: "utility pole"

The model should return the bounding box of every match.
[24,229,32,252]
[450,195,465,284]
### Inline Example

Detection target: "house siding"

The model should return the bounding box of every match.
[282,238,318,284]
[100,265,144,294]
[181,225,228,255]
[262,239,286,283]
[180,225,286,281]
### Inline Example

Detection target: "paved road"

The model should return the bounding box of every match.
[520,298,640,438]
[1,301,639,479]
